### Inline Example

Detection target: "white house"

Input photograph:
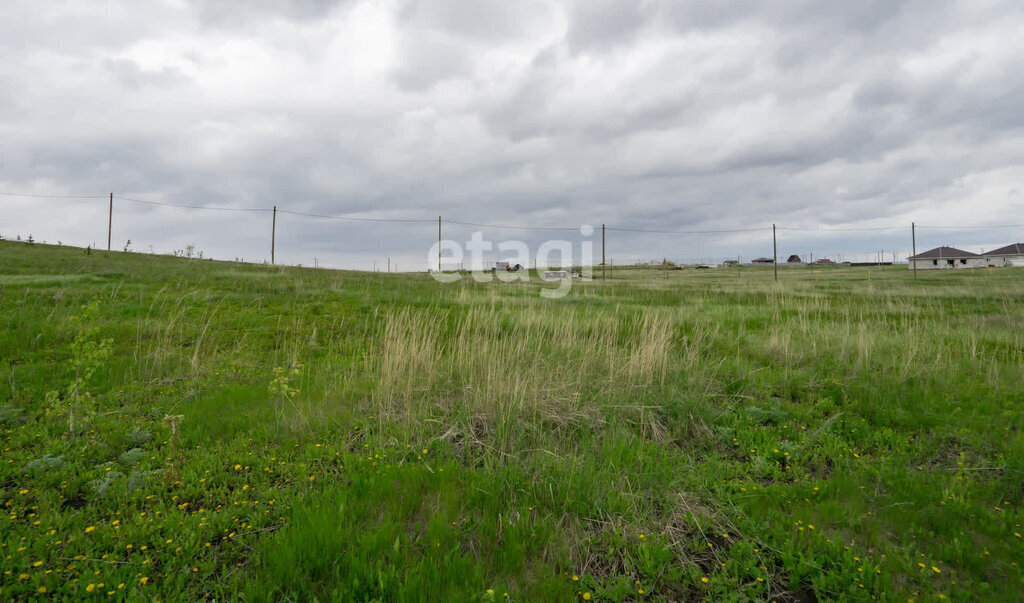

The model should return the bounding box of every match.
[908,246,987,270]
[982,243,1024,267]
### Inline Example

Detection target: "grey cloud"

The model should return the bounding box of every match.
[187,0,353,25]
[564,0,652,53]
[104,59,191,90]
[2,0,1023,268]
[392,32,474,91]
[396,0,556,43]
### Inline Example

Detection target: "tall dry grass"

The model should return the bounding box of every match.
[371,304,713,448]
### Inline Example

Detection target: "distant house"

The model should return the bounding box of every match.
[815,258,835,265]
[722,260,740,266]
[787,254,802,264]
[751,257,774,264]
[908,246,986,270]
[983,243,1024,267]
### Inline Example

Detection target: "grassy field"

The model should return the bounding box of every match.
[2,240,1023,601]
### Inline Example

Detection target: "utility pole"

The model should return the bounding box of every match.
[911,222,917,280]
[388,257,391,273]
[271,206,277,265]
[772,223,778,282]
[107,193,113,251]
[438,216,442,272]
[602,224,606,280]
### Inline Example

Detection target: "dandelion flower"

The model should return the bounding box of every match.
[701,577,708,584]
[139,577,149,586]
[85,526,95,533]
[87,584,96,592]
[582,593,591,601]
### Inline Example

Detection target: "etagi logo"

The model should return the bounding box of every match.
[428,225,595,298]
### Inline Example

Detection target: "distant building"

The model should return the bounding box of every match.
[815,258,835,264]
[751,257,774,264]
[983,243,1024,267]
[908,246,986,270]
[722,260,740,266]
[787,254,802,264]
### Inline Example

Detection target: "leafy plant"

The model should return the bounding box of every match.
[268,363,302,436]
[45,300,113,435]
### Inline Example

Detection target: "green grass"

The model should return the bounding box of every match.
[2,240,1023,601]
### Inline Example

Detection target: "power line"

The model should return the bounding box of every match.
[5,189,1023,233]
[444,219,580,232]
[776,226,906,232]
[0,191,108,199]
[114,195,270,213]
[917,223,1024,230]
[607,226,770,235]
[277,209,434,223]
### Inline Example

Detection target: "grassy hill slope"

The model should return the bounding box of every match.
[2,240,1023,600]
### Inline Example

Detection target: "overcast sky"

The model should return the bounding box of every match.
[2,0,1023,269]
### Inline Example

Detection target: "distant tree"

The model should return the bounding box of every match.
[123,239,132,253]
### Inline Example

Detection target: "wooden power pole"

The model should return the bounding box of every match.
[772,223,778,282]
[911,221,917,280]
[107,193,113,251]
[271,206,277,265]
